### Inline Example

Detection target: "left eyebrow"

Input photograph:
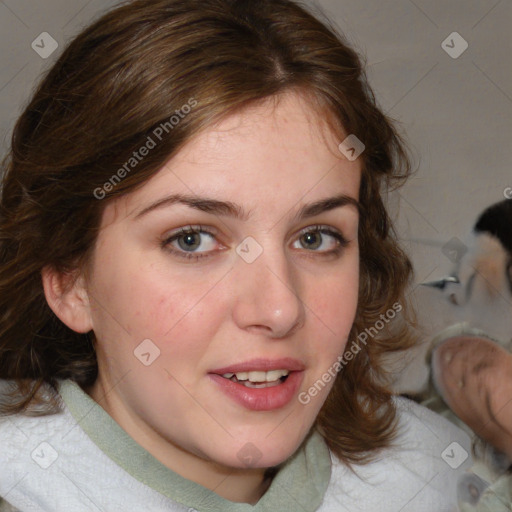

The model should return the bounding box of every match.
[293,195,361,220]
[133,193,360,221]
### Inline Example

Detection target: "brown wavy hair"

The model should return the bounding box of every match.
[0,0,415,465]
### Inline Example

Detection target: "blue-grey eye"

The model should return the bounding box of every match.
[293,228,344,252]
[167,229,217,253]
[178,232,201,251]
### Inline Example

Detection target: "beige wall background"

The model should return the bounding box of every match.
[310,0,511,280]
[0,0,510,389]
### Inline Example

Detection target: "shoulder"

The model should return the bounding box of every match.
[0,380,65,446]
[0,380,67,511]
[320,397,472,512]
[0,377,65,440]
[0,380,187,511]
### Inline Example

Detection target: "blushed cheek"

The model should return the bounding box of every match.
[130,267,226,332]
[148,292,226,359]
[315,280,358,333]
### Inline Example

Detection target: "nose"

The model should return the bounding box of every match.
[231,244,305,339]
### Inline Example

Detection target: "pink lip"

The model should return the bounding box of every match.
[208,358,305,412]
[210,357,305,374]
[209,371,304,411]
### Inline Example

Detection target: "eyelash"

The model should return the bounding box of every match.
[161,224,349,261]
[161,225,219,261]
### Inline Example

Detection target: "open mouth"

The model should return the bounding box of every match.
[209,364,304,411]
[220,369,290,388]
[209,360,305,411]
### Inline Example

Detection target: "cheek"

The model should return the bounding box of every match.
[310,265,359,334]
[90,255,218,339]
[133,287,228,378]
[306,272,359,370]
[316,282,358,322]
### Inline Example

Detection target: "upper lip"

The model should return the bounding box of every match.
[210,358,305,374]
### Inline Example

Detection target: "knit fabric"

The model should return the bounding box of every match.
[0,379,472,511]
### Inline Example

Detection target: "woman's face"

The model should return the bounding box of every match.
[81,91,361,473]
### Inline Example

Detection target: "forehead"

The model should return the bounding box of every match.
[106,90,361,223]
[189,91,343,155]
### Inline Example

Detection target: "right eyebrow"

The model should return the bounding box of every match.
[133,194,248,221]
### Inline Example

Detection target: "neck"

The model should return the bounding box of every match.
[85,378,273,504]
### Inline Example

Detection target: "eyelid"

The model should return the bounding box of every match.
[296,223,345,237]
[161,223,349,261]
[161,225,223,261]
[162,224,219,243]
[294,224,349,246]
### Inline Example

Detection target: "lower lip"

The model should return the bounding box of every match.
[209,371,304,411]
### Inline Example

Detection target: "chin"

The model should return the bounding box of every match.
[214,427,310,470]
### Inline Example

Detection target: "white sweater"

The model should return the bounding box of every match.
[0,380,471,511]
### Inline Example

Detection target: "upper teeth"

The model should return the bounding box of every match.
[222,369,290,382]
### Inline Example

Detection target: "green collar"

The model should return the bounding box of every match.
[58,379,332,512]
